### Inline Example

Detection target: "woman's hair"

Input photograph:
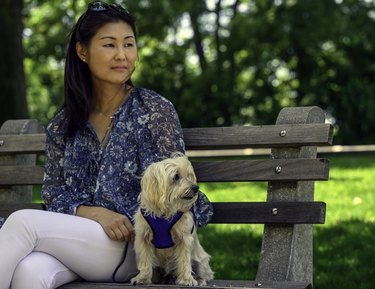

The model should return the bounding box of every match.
[64,2,136,137]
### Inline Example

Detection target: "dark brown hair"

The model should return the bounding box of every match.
[64,2,136,137]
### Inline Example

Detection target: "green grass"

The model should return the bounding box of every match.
[197,155,375,289]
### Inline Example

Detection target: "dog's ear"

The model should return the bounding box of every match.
[140,161,167,214]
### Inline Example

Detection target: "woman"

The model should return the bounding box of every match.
[0,2,212,289]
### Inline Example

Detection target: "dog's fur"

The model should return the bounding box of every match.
[131,154,214,286]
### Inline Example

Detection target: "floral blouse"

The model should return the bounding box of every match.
[39,87,212,227]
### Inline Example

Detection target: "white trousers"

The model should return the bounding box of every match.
[0,209,138,289]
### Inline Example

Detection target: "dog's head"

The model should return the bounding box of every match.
[139,154,199,218]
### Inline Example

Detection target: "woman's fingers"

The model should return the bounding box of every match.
[105,214,134,242]
[76,206,134,242]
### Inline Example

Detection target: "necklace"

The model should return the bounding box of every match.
[100,115,115,147]
[96,104,120,148]
[94,85,132,147]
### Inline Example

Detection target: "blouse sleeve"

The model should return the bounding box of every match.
[136,94,213,227]
[41,119,92,215]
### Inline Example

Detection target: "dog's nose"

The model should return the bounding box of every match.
[191,185,199,193]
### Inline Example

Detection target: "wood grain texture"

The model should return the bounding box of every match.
[0,159,329,185]
[183,123,333,150]
[0,123,333,154]
[0,203,44,218]
[0,133,45,154]
[210,202,326,224]
[0,202,325,224]
[0,165,44,185]
[192,158,330,182]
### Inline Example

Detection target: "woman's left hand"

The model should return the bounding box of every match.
[76,205,134,242]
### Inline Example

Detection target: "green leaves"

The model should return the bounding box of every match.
[23,0,375,144]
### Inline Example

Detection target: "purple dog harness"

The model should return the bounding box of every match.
[141,208,193,249]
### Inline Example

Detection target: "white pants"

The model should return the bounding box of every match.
[0,209,138,289]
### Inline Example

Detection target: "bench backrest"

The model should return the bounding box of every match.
[0,106,333,285]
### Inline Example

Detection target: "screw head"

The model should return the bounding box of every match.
[0,140,4,146]
[275,166,282,173]
[272,208,278,215]
[279,130,287,137]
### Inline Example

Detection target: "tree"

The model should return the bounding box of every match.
[0,0,28,125]
[23,0,84,124]
[19,0,375,144]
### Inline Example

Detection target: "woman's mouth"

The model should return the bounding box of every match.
[112,66,127,71]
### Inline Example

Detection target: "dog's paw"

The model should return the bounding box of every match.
[197,278,207,286]
[176,275,198,286]
[130,274,152,285]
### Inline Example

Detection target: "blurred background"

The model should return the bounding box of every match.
[1,1,375,288]
[1,0,375,145]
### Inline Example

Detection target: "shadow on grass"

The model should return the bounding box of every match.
[314,219,375,289]
[199,219,375,289]
[198,225,262,280]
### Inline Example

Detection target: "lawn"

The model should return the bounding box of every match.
[197,155,375,289]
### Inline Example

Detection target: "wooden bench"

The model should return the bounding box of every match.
[0,106,333,289]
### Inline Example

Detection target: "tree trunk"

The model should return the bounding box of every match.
[0,0,28,125]
[189,10,207,73]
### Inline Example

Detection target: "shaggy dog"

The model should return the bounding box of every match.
[131,154,214,286]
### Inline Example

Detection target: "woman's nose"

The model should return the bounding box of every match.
[115,47,126,60]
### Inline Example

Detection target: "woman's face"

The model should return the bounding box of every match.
[78,21,137,87]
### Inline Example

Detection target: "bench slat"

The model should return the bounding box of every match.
[59,280,311,289]
[193,159,330,182]
[0,123,333,155]
[0,202,325,225]
[0,134,46,154]
[0,165,44,185]
[211,202,326,224]
[183,123,333,150]
[0,203,44,218]
[0,159,329,186]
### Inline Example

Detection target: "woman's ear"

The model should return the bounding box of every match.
[76,42,87,62]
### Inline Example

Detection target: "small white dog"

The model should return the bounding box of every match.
[131,154,214,286]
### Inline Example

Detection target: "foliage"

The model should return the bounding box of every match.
[23,0,375,144]
[23,0,87,123]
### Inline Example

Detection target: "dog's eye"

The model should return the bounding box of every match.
[173,173,180,182]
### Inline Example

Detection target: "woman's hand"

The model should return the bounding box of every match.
[76,206,134,242]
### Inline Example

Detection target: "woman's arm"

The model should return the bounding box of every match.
[41,128,91,215]
[137,95,213,227]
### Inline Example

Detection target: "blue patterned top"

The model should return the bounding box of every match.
[39,87,212,227]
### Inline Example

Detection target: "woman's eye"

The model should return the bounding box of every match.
[124,43,134,48]
[104,44,115,47]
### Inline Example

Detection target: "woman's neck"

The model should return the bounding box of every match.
[92,83,131,117]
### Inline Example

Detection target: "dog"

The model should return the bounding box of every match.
[131,154,214,286]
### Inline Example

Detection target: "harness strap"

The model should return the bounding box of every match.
[141,209,185,249]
